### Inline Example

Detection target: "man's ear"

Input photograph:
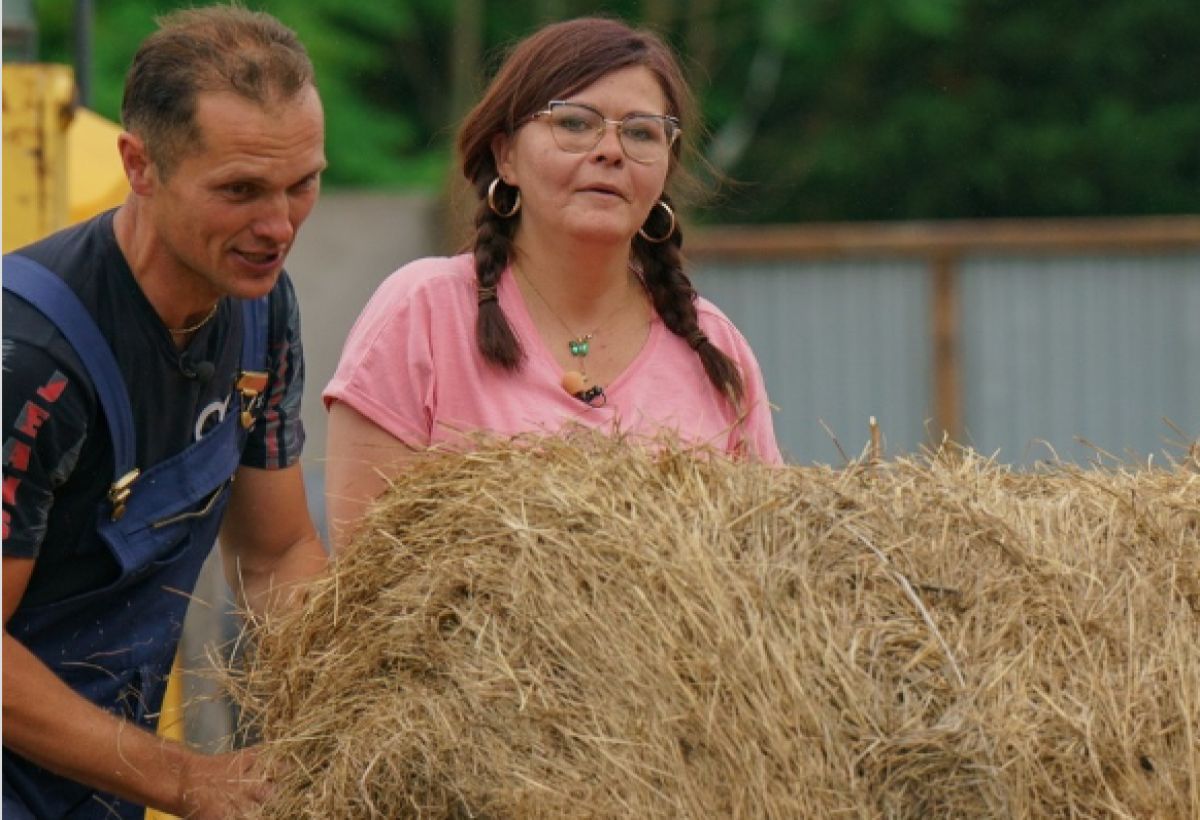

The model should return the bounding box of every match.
[117,131,157,195]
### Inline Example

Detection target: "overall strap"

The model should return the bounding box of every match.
[3,254,137,483]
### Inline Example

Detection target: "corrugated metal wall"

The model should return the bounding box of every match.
[694,259,933,465]
[692,249,1199,466]
[961,251,1200,464]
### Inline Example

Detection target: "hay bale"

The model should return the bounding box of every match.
[232,433,1200,818]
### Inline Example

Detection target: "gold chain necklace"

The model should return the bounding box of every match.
[167,301,220,336]
[517,267,641,405]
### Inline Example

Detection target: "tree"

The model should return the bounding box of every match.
[31,0,1200,221]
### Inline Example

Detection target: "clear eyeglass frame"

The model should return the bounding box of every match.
[531,100,681,165]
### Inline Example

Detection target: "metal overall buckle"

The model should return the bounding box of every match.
[108,469,140,521]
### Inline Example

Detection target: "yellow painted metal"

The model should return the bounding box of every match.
[2,64,76,252]
[145,660,186,820]
[67,107,129,224]
[3,66,129,253]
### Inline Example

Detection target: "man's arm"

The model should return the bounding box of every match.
[218,462,327,618]
[3,557,267,816]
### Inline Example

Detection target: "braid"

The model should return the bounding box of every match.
[636,201,745,405]
[473,195,523,370]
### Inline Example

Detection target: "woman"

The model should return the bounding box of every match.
[324,17,781,549]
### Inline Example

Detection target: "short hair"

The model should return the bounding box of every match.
[121,5,315,174]
[457,17,696,194]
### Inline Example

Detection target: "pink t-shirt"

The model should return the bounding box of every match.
[324,255,781,462]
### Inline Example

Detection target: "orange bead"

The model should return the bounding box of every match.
[561,370,589,395]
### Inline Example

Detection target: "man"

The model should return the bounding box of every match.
[2,7,328,817]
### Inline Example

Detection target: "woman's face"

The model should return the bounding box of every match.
[493,65,673,250]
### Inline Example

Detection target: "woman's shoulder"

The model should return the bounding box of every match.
[345,254,476,344]
[375,253,476,302]
[693,295,749,346]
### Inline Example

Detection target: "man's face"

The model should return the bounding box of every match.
[146,86,326,301]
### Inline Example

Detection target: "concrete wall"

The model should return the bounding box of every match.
[285,191,441,529]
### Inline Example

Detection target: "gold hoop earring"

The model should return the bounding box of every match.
[487,177,521,218]
[638,200,676,244]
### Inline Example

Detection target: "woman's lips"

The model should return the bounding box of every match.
[579,186,626,200]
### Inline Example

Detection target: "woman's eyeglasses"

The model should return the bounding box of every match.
[531,101,681,165]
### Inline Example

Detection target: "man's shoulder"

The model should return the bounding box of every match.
[3,211,125,378]
[263,268,302,344]
[11,210,118,284]
[270,267,304,310]
[2,240,98,387]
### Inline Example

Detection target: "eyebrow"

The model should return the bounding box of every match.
[212,161,326,188]
[555,100,671,119]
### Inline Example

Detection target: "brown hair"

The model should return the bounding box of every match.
[121,5,315,175]
[456,16,744,404]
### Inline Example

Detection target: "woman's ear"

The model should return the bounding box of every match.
[491,132,517,186]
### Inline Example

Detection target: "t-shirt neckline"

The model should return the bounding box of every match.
[498,264,663,400]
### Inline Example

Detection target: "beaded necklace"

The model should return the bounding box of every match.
[517,267,641,406]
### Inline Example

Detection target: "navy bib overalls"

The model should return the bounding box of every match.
[2,255,268,819]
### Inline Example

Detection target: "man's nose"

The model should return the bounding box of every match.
[250,193,294,244]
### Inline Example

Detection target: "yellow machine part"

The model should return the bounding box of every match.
[3,63,182,820]
[67,107,129,224]
[3,64,130,252]
[3,64,75,252]
[145,671,186,820]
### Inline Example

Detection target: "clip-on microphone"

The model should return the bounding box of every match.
[179,352,216,384]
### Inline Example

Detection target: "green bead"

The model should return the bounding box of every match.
[569,339,589,357]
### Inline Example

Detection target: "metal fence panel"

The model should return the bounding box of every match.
[693,259,932,464]
[960,251,1200,464]
[693,250,1198,466]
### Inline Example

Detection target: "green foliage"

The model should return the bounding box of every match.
[30,0,1200,221]
[713,0,1200,221]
